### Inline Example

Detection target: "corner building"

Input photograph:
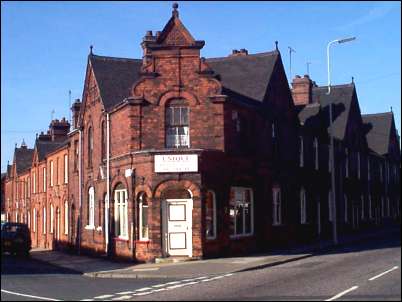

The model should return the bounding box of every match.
[71,6,298,261]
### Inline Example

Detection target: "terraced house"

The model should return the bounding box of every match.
[4,4,400,262]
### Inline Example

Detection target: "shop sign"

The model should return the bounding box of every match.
[154,154,198,173]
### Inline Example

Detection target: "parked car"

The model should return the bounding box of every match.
[1,222,31,257]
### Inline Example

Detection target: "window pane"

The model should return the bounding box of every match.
[181,107,189,125]
[173,108,180,126]
[235,204,244,235]
[166,107,173,126]
[229,188,236,235]
[141,205,148,239]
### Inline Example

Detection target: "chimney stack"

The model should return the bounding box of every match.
[229,48,249,57]
[49,118,70,141]
[291,74,315,106]
[71,99,81,129]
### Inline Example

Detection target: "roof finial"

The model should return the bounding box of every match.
[390,106,393,113]
[21,138,26,147]
[90,45,93,55]
[15,143,17,148]
[351,76,354,84]
[172,2,179,17]
[275,41,278,51]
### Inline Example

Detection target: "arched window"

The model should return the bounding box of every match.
[205,191,217,239]
[87,187,95,228]
[88,127,93,167]
[114,183,128,239]
[101,120,106,160]
[50,203,54,233]
[64,201,69,235]
[300,187,306,224]
[43,206,47,234]
[138,192,149,240]
[165,99,189,148]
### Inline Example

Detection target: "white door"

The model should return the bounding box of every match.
[164,199,192,257]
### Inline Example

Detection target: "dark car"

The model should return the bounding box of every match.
[1,222,31,257]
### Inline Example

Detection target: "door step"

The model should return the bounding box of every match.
[155,256,197,264]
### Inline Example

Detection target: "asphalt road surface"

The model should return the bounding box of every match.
[1,228,400,301]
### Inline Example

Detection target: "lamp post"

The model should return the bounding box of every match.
[326,37,356,245]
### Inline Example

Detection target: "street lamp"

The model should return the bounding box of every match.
[326,36,356,245]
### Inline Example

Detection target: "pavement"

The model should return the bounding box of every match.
[29,224,400,279]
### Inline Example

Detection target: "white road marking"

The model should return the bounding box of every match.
[152,283,168,288]
[133,292,150,296]
[368,266,399,281]
[116,291,134,295]
[182,281,199,285]
[325,286,359,301]
[111,295,132,300]
[135,287,152,292]
[223,273,233,277]
[81,299,94,301]
[1,289,61,301]
[194,276,208,280]
[94,294,114,299]
[165,281,181,285]
[166,284,186,289]
[208,275,225,280]
[150,288,166,293]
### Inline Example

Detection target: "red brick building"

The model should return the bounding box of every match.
[4,4,400,262]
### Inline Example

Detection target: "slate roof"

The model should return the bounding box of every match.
[298,103,320,125]
[89,55,143,111]
[35,139,68,162]
[206,51,279,102]
[14,147,34,174]
[88,51,279,112]
[362,112,393,155]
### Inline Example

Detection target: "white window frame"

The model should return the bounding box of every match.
[43,207,46,234]
[114,187,128,239]
[50,161,54,187]
[299,136,304,167]
[50,204,54,233]
[33,208,37,232]
[206,190,217,240]
[229,187,254,237]
[43,167,46,192]
[33,171,36,194]
[344,194,348,223]
[345,148,349,178]
[28,211,31,229]
[272,186,282,226]
[314,137,319,170]
[300,187,307,224]
[64,201,69,235]
[64,154,68,184]
[86,187,95,229]
[138,193,149,241]
[328,190,333,222]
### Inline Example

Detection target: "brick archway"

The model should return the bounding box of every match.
[157,90,200,107]
[154,179,200,200]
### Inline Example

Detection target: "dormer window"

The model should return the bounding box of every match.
[165,100,189,148]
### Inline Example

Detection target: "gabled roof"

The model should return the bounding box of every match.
[206,51,279,102]
[14,147,34,174]
[362,112,393,155]
[89,55,143,111]
[35,139,68,162]
[310,84,355,140]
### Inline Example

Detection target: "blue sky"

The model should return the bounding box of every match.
[1,1,401,173]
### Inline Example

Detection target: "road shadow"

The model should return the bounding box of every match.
[1,254,81,276]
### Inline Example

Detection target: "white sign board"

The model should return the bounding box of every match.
[154,154,198,173]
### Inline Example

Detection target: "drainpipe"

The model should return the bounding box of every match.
[78,128,82,255]
[105,112,110,255]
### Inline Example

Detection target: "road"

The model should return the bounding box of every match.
[1,228,400,301]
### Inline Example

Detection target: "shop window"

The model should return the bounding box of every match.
[205,191,217,239]
[229,187,253,237]
[114,184,128,239]
[165,101,189,148]
[272,185,282,225]
[138,192,149,240]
